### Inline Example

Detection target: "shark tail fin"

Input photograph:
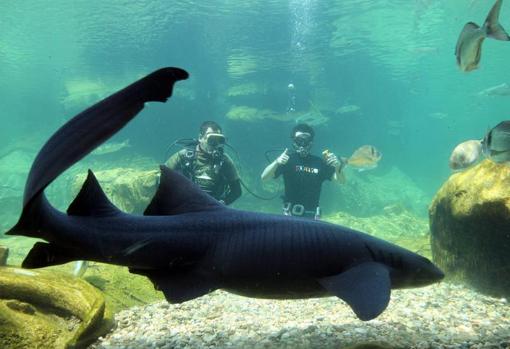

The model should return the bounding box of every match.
[5,190,53,240]
[485,0,510,41]
[22,242,78,269]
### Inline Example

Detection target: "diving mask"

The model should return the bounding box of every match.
[292,132,312,157]
[200,132,226,154]
[205,133,226,147]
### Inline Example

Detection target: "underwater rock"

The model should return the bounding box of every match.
[227,82,266,97]
[227,50,259,77]
[429,159,510,297]
[72,168,159,214]
[226,105,284,122]
[0,266,113,349]
[0,245,9,265]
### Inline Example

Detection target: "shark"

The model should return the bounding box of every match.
[6,67,444,321]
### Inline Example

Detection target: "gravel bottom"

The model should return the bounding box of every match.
[90,282,510,349]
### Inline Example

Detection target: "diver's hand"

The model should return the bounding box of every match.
[276,148,290,165]
[326,152,341,169]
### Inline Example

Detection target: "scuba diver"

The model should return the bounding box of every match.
[166,121,242,205]
[261,123,345,219]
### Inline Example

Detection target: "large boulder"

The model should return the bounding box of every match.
[0,266,113,349]
[72,167,159,214]
[429,160,510,297]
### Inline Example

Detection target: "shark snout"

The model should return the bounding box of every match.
[415,261,445,286]
[428,265,444,282]
[392,255,445,289]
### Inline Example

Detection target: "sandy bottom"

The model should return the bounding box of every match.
[90,282,509,349]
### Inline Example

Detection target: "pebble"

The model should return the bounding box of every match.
[89,282,510,349]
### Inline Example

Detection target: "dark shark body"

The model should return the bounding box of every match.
[455,0,510,72]
[7,67,444,321]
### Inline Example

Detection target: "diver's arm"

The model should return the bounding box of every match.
[165,151,182,170]
[223,179,242,205]
[261,161,280,181]
[326,153,346,183]
[261,148,289,181]
[332,164,346,183]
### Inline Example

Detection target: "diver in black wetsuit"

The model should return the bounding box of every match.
[261,123,345,219]
[165,121,241,205]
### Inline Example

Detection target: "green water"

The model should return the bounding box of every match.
[3,0,504,218]
[1,0,510,348]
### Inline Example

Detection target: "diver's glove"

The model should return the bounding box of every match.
[276,148,290,165]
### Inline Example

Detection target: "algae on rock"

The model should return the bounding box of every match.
[227,83,266,97]
[429,160,510,297]
[0,266,113,349]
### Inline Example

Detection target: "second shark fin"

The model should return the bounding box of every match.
[318,262,391,321]
[144,165,226,216]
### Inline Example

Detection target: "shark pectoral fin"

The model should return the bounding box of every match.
[67,170,121,217]
[143,165,227,216]
[130,268,218,303]
[318,262,391,321]
[22,242,78,268]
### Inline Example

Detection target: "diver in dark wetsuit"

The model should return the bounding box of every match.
[261,123,345,219]
[165,121,241,205]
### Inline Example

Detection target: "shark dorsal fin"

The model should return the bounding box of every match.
[67,170,121,217]
[144,165,226,216]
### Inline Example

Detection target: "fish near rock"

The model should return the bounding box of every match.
[455,0,510,72]
[449,140,483,170]
[482,120,510,163]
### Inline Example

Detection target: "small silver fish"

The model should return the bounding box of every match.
[482,121,510,163]
[295,113,329,126]
[72,260,89,277]
[91,139,130,156]
[449,140,483,170]
[336,104,360,114]
[477,82,510,96]
[455,0,510,72]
